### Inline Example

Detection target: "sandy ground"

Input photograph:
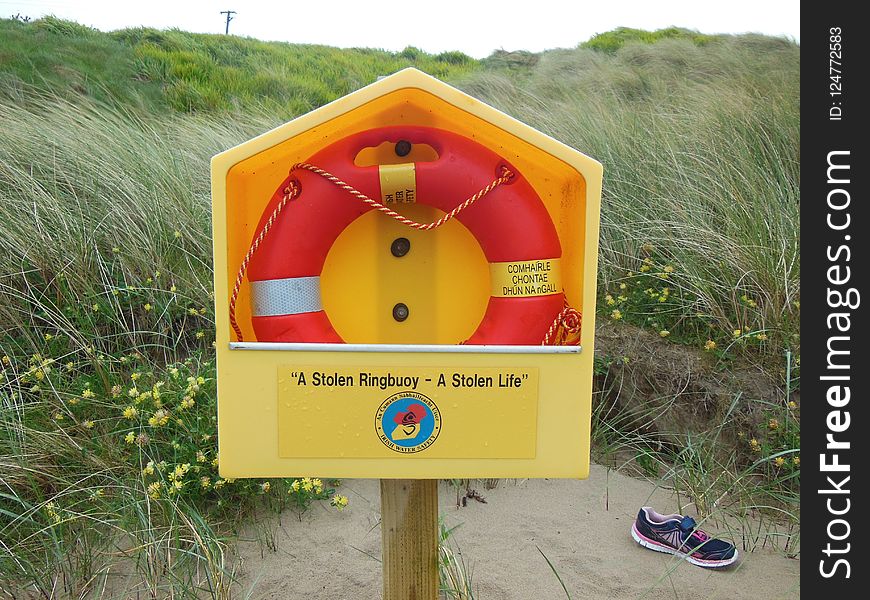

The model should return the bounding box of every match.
[233,465,799,599]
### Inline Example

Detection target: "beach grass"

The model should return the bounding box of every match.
[1,18,798,595]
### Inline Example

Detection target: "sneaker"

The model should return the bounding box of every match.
[631,507,738,568]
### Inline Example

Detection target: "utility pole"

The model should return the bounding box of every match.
[220,10,236,35]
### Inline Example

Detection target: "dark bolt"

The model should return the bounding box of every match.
[392,303,409,322]
[390,237,411,257]
[395,140,412,157]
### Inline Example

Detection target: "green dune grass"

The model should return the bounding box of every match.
[0,17,799,596]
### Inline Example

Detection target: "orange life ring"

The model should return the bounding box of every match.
[244,126,567,345]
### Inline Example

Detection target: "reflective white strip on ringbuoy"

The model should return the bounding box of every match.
[250,276,322,316]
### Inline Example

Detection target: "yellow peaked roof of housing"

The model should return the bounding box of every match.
[212,67,602,179]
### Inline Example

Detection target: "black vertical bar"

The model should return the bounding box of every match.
[803,4,867,595]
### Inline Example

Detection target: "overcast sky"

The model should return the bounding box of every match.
[4,0,799,59]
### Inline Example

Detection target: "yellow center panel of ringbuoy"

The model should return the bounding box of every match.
[278,366,538,459]
[321,204,490,344]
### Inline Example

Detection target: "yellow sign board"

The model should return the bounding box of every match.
[211,68,602,479]
[278,366,538,458]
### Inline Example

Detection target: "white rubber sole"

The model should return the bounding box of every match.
[631,523,738,568]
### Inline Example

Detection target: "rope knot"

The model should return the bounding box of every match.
[560,307,582,333]
[283,179,301,200]
[542,304,582,346]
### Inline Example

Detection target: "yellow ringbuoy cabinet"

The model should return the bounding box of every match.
[212,68,602,479]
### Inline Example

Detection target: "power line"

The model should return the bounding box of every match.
[219,10,235,35]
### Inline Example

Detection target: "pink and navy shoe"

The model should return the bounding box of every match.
[631,507,738,568]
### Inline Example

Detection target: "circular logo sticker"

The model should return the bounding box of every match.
[375,391,441,453]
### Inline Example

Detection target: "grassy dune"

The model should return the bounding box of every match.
[0,18,799,596]
[0,16,478,115]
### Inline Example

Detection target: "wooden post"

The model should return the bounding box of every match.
[380,479,439,600]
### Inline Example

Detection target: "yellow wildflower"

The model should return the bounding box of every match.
[768,418,779,431]
[147,481,162,499]
[123,406,138,420]
[44,333,54,341]
[659,330,670,338]
[69,398,80,406]
[196,451,207,463]
[605,295,615,306]
[144,303,152,312]
[260,481,271,493]
[83,420,94,429]
[787,401,797,410]
[195,331,205,339]
[301,477,313,492]
[188,308,198,316]
[663,265,674,273]
[2,355,10,365]
[53,412,64,421]
[82,389,95,399]
[619,283,627,290]
[170,285,177,293]
[143,461,155,476]
[331,494,349,511]
[148,409,170,427]
[755,333,768,341]
[45,501,61,524]
[704,340,716,351]
[200,477,211,489]
[214,479,226,490]
[640,265,651,273]
[773,456,785,467]
[211,457,219,469]
[732,330,742,338]
[611,309,622,320]
[124,431,136,444]
[290,480,301,492]
[174,230,182,239]
[749,438,760,452]
[793,456,800,467]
